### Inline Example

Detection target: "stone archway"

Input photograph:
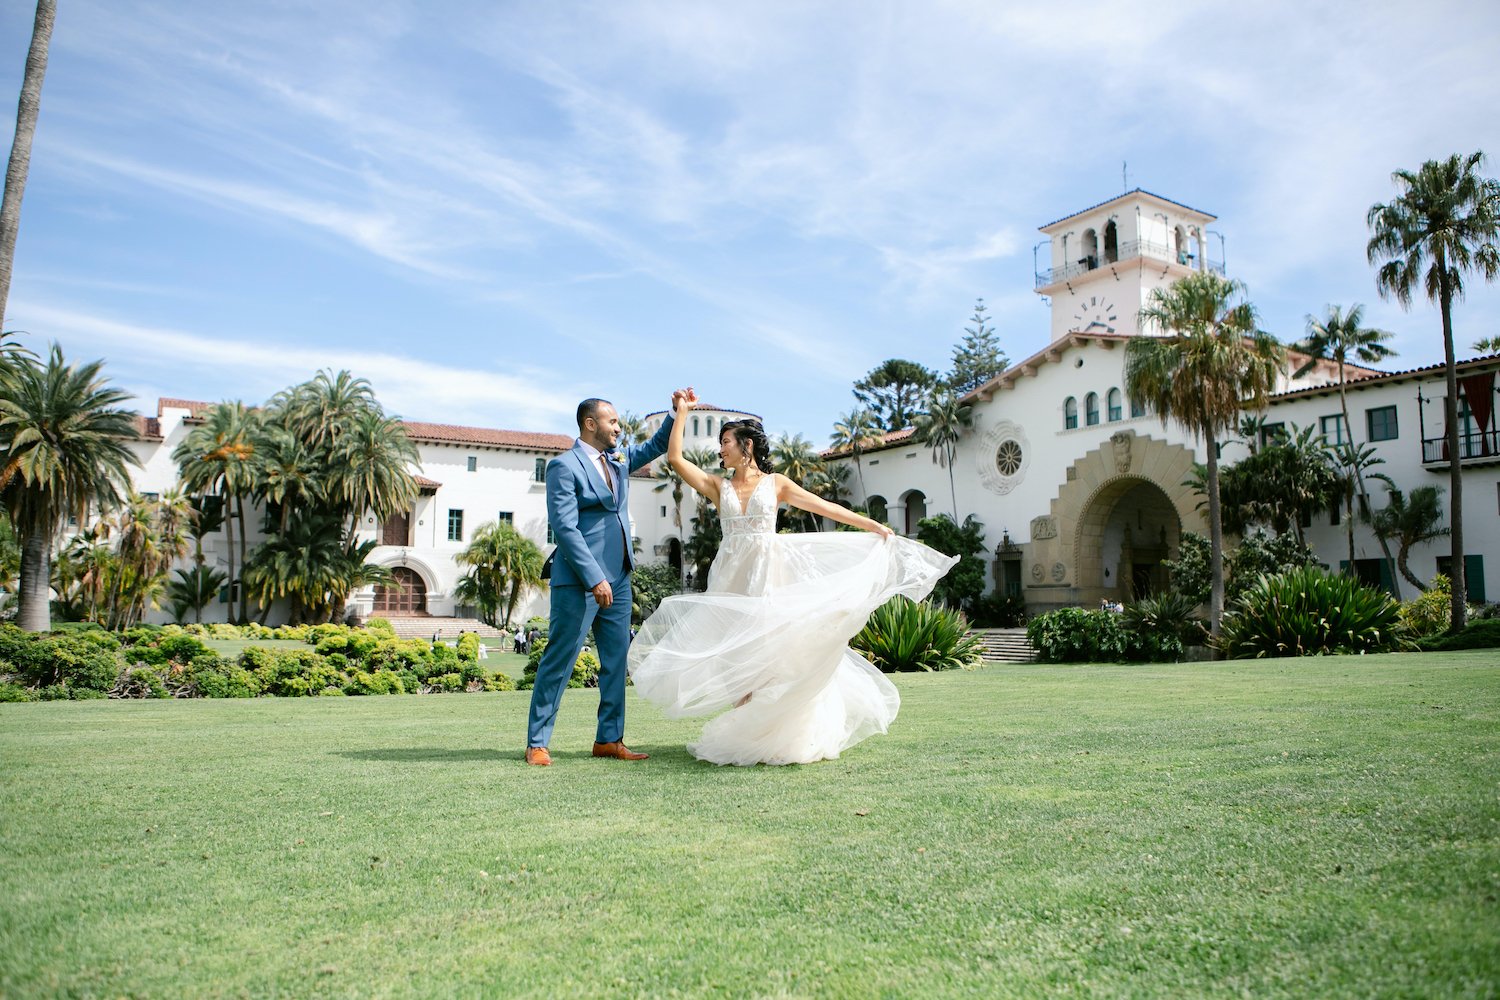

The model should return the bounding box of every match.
[1025,430,1203,610]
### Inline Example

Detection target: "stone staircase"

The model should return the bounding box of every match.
[969,627,1036,664]
[377,616,511,642]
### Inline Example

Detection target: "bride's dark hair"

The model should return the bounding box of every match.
[720,419,775,474]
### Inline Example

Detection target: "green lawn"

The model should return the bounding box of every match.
[2,653,1496,998]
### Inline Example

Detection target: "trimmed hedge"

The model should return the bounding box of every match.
[0,622,514,700]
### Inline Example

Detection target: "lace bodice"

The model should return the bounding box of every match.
[720,474,777,537]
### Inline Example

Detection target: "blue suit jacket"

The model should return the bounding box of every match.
[542,415,674,588]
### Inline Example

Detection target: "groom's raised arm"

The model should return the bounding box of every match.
[626,411,675,473]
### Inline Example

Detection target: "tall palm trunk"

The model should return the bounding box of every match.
[1437,262,1466,632]
[0,0,55,329]
[222,490,236,624]
[947,445,959,519]
[17,527,50,632]
[1204,431,1225,638]
[235,494,251,623]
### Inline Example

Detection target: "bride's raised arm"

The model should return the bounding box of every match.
[775,475,894,537]
[668,391,723,504]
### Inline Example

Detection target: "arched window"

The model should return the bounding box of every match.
[1081,229,1099,270]
[1085,392,1100,426]
[1130,395,1147,418]
[705,416,714,436]
[1064,397,1079,430]
[692,416,700,436]
[1103,220,1119,263]
[1107,388,1122,422]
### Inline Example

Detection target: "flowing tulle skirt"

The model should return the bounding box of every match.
[628,532,957,766]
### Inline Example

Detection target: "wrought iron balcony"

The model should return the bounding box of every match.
[1035,239,1225,288]
[1423,429,1500,467]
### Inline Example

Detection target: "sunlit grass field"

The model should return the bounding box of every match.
[2,652,1496,997]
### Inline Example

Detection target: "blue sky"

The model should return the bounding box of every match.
[3,1,1499,441]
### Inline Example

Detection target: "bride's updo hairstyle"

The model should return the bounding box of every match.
[720,419,775,474]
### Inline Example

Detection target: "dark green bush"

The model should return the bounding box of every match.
[968,591,1027,628]
[0,681,37,702]
[185,653,260,699]
[1218,565,1410,658]
[1416,620,1500,651]
[1027,608,1128,663]
[1121,592,1205,661]
[157,634,212,665]
[117,665,172,699]
[483,672,516,692]
[852,597,983,672]
[631,562,682,624]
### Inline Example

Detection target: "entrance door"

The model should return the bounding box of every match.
[373,567,426,614]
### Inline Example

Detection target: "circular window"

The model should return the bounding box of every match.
[995,439,1023,476]
[977,420,1030,496]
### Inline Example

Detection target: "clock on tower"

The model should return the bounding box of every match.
[1072,296,1117,334]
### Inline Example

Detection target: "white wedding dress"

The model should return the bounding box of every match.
[628,475,957,766]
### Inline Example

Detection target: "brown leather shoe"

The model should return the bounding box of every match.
[525,746,552,766]
[592,741,649,760]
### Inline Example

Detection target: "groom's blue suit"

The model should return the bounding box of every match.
[526,415,675,749]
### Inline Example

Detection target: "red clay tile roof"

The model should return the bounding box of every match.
[402,421,574,451]
[132,415,162,441]
[157,398,216,419]
[822,427,916,458]
[642,403,762,420]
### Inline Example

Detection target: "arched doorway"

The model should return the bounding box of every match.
[373,567,427,615]
[902,490,927,536]
[666,538,682,576]
[867,495,888,525]
[1075,477,1181,600]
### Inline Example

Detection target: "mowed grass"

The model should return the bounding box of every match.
[1,653,1497,998]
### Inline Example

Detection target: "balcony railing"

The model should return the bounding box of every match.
[1422,429,1500,465]
[1035,239,1225,288]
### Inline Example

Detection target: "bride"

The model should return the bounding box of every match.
[627,391,957,766]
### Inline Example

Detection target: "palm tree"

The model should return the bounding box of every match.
[828,407,882,503]
[653,461,685,530]
[0,345,139,631]
[1126,272,1283,636]
[1294,304,1400,586]
[914,389,973,518]
[770,433,819,486]
[1368,485,1451,593]
[173,401,259,623]
[454,521,545,627]
[619,411,648,447]
[168,565,228,625]
[0,0,55,330]
[332,407,418,539]
[1473,336,1500,354]
[1368,150,1500,631]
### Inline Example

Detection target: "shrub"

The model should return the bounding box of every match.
[345,668,405,696]
[14,633,124,694]
[427,672,464,692]
[310,623,348,644]
[1218,565,1410,658]
[158,634,212,665]
[315,634,350,656]
[1399,575,1453,638]
[273,624,311,642]
[116,664,172,699]
[0,682,37,702]
[1027,608,1128,663]
[1416,619,1500,651]
[185,653,260,698]
[852,597,983,672]
[520,637,601,689]
[363,617,397,637]
[1121,592,1205,661]
[967,591,1027,628]
[455,633,480,662]
[483,672,516,692]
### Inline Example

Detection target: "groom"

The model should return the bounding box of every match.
[525,391,686,766]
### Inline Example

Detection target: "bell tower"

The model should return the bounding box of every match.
[1033,190,1222,343]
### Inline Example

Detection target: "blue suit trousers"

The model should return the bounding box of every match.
[526,574,633,748]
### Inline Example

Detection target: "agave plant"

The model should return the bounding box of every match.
[851,597,983,672]
[1218,565,1411,658]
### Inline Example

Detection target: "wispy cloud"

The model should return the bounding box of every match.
[9,301,577,429]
